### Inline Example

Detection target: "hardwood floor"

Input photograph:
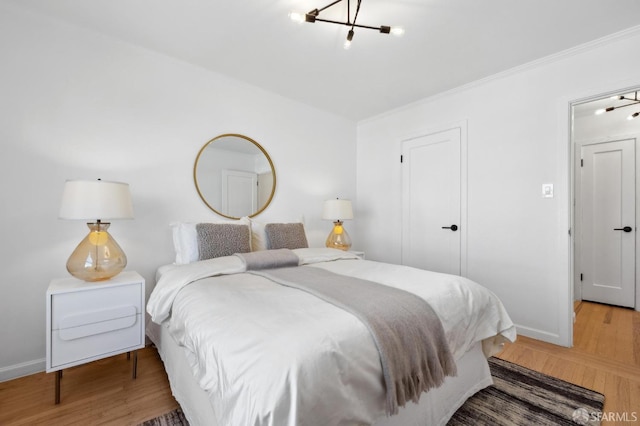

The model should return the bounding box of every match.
[0,301,638,425]
[0,348,179,425]
[497,301,640,425]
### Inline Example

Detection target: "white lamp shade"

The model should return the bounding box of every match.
[59,180,134,220]
[322,199,353,221]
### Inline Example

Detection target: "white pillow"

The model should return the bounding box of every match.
[171,223,199,264]
[248,218,268,251]
[171,218,251,264]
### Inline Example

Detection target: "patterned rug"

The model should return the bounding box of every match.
[139,357,604,426]
[448,358,604,425]
[139,407,188,426]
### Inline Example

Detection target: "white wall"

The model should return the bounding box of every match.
[356,28,640,346]
[0,4,356,380]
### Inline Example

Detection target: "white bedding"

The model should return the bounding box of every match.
[147,248,516,426]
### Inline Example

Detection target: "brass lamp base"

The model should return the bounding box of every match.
[325,220,352,251]
[66,222,127,282]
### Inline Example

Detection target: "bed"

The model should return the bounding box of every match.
[146,222,516,426]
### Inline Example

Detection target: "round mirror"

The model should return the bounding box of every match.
[194,134,276,219]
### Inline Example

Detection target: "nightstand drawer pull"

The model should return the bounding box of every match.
[59,313,137,341]
[58,305,136,330]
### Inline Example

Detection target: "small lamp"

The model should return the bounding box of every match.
[322,198,353,251]
[59,179,134,282]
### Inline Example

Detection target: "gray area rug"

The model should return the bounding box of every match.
[448,358,604,425]
[139,407,188,426]
[139,357,604,426]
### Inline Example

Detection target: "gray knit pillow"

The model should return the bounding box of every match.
[196,223,251,260]
[264,223,309,250]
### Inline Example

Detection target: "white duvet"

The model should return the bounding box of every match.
[147,248,516,426]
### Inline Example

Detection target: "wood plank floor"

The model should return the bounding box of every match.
[0,348,179,425]
[497,301,640,425]
[0,300,638,425]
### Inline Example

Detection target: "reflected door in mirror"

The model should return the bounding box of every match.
[222,169,257,218]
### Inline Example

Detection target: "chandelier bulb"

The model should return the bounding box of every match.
[594,108,606,115]
[390,27,405,36]
[344,29,354,49]
[628,112,640,121]
[289,11,305,23]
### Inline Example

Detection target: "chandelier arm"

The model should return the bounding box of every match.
[308,0,344,16]
[312,17,383,31]
[616,91,639,103]
[612,101,640,110]
[350,0,362,30]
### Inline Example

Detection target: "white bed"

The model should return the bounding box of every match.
[147,247,515,426]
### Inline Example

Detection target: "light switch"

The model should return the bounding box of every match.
[542,184,553,198]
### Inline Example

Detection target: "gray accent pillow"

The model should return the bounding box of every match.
[196,223,251,260]
[264,223,309,250]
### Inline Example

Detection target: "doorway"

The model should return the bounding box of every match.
[572,89,640,312]
[576,139,636,307]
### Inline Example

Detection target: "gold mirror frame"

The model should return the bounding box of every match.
[194,134,276,219]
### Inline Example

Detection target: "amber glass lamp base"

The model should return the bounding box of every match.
[66,222,127,282]
[325,220,352,251]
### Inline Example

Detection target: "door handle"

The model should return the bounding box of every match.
[442,224,458,231]
[613,226,633,232]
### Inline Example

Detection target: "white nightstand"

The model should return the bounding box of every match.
[46,271,145,404]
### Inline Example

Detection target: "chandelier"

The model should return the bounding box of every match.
[289,0,404,49]
[595,91,639,121]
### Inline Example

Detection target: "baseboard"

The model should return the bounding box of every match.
[0,358,45,383]
[515,324,567,347]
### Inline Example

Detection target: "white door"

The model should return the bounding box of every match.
[401,128,461,275]
[579,139,635,307]
[222,169,257,217]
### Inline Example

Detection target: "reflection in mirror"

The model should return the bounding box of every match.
[194,134,276,219]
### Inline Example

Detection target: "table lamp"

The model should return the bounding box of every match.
[59,179,134,282]
[322,198,353,251]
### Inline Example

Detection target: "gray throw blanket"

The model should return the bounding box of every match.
[235,249,300,270]
[249,265,457,415]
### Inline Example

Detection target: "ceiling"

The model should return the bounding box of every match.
[5,0,640,121]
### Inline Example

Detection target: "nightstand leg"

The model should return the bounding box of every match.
[55,370,62,404]
[132,350,138,379]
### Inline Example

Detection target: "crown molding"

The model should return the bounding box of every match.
[361,25,640,124]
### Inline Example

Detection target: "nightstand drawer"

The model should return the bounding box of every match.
[51,314,142,368]
[51,284,141,329]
